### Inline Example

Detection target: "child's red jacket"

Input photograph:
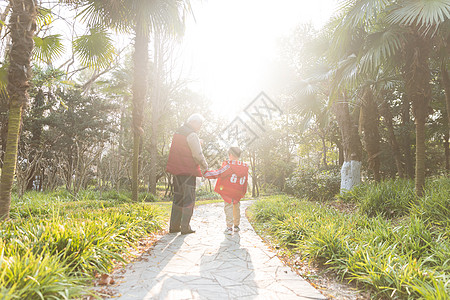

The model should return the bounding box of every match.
[203,160,249,204]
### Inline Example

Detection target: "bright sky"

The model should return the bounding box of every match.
[180,0,338,116]
[0,1,338,118]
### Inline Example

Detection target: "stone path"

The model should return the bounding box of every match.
[109,201,326,300]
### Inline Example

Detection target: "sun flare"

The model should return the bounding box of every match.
[181,0,337,118]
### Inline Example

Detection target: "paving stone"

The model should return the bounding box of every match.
[226,284,258,298]
[212,274,241,287]
[106,200,326,300]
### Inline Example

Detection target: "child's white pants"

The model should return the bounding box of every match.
[224,201,240,228]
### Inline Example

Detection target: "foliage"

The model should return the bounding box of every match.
[0,191,166,299]
[0,246,84,300]
[339,177,450,226]
[285,165,341,201]
[412,176,450,228]
[195,184,222,200]
[338,179,416,218]
[248,194,450,298]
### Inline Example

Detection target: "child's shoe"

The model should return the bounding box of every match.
[233,226,240,232]
[224,227,233,234]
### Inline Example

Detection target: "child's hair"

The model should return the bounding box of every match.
[228,147,242,158]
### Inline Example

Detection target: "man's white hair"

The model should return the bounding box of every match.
[187,113,205,124]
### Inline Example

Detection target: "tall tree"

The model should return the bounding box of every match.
[72,0,190,200]
[360,86,382,181]
[330,0,450,196]
[0,0,37,220]
[334,98,363,191]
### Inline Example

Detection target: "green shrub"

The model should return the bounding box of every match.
[138,192,157,202]
[101,190,131,202]
[0,244,84,299]
[195,186,222,200]
[411,176,450,228]
[248,195,450,299]
[286,166,340,201]
[1,194,166,299]
[339,179,415,218]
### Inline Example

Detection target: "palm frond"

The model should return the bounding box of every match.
[359,26,406,73]
[33,35,65,64]
[139,0,188,37]
[337,0,392,28]
[73,27,116,70]
[0,63,8,99]
[76,0,191,38]
[78,1,132,33]
[297,79,323,97]
[309,63,335,82]
[387,0,450,30]
[331,54,363,94]
[36,7,53,29]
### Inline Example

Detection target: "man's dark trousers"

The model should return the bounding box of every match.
[169,175,196,232]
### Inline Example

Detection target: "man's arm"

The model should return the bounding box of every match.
[186,132,208,172]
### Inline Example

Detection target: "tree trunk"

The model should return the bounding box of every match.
[333,99,362,192]
[0,4,12,169]
[444,132,449,172]
[149,30,162,196]
[333,138,344,166]
[131,20,149,201]
[361,87,381,182]
[441,63,450,173]
[401,98,414,178]
[380,99,404,178]
[414,113,426,196]
[149,135,157,194]
[250,150,259,197]
[441,63,450,134]
[321,135,327,167]
[26,88,44,191]
[404,33,431,197]
[0,0,36,220]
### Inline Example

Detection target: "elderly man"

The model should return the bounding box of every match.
[166,113,208,234]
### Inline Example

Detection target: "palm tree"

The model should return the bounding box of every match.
[0,0,37,220]
[330,0,450,196]
[71,0,190,201]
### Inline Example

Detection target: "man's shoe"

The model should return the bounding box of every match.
[181,228,196,235]
[233,226,240,232]
[169,228,181,233]
[224,227,233,234]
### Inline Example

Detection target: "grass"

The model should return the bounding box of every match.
[248,194,450,299]
[1,189,168,299]
[337,178,416,218]
[1,184,237,299]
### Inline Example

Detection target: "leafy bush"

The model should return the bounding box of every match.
[286,165,340,201]
[338,179,415,218]
[411,176,450,228]
[0,245,84,300]
[339,177,450,227]
[1,193,166,299]
[195,185,222,200]
[138,192,158,202]
[100,189,131,202]
[248,195,450,298]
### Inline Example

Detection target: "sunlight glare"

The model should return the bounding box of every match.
[181,0,337,118]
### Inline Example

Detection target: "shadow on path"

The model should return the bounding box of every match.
[109,201,326,300]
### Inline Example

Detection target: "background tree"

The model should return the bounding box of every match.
[0,0,37,220]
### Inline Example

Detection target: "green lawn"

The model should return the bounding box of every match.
[248,192,449,299]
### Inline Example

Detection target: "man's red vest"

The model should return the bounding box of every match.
[166,125,202,177]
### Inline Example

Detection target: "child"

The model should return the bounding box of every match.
[203,147,249,234]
